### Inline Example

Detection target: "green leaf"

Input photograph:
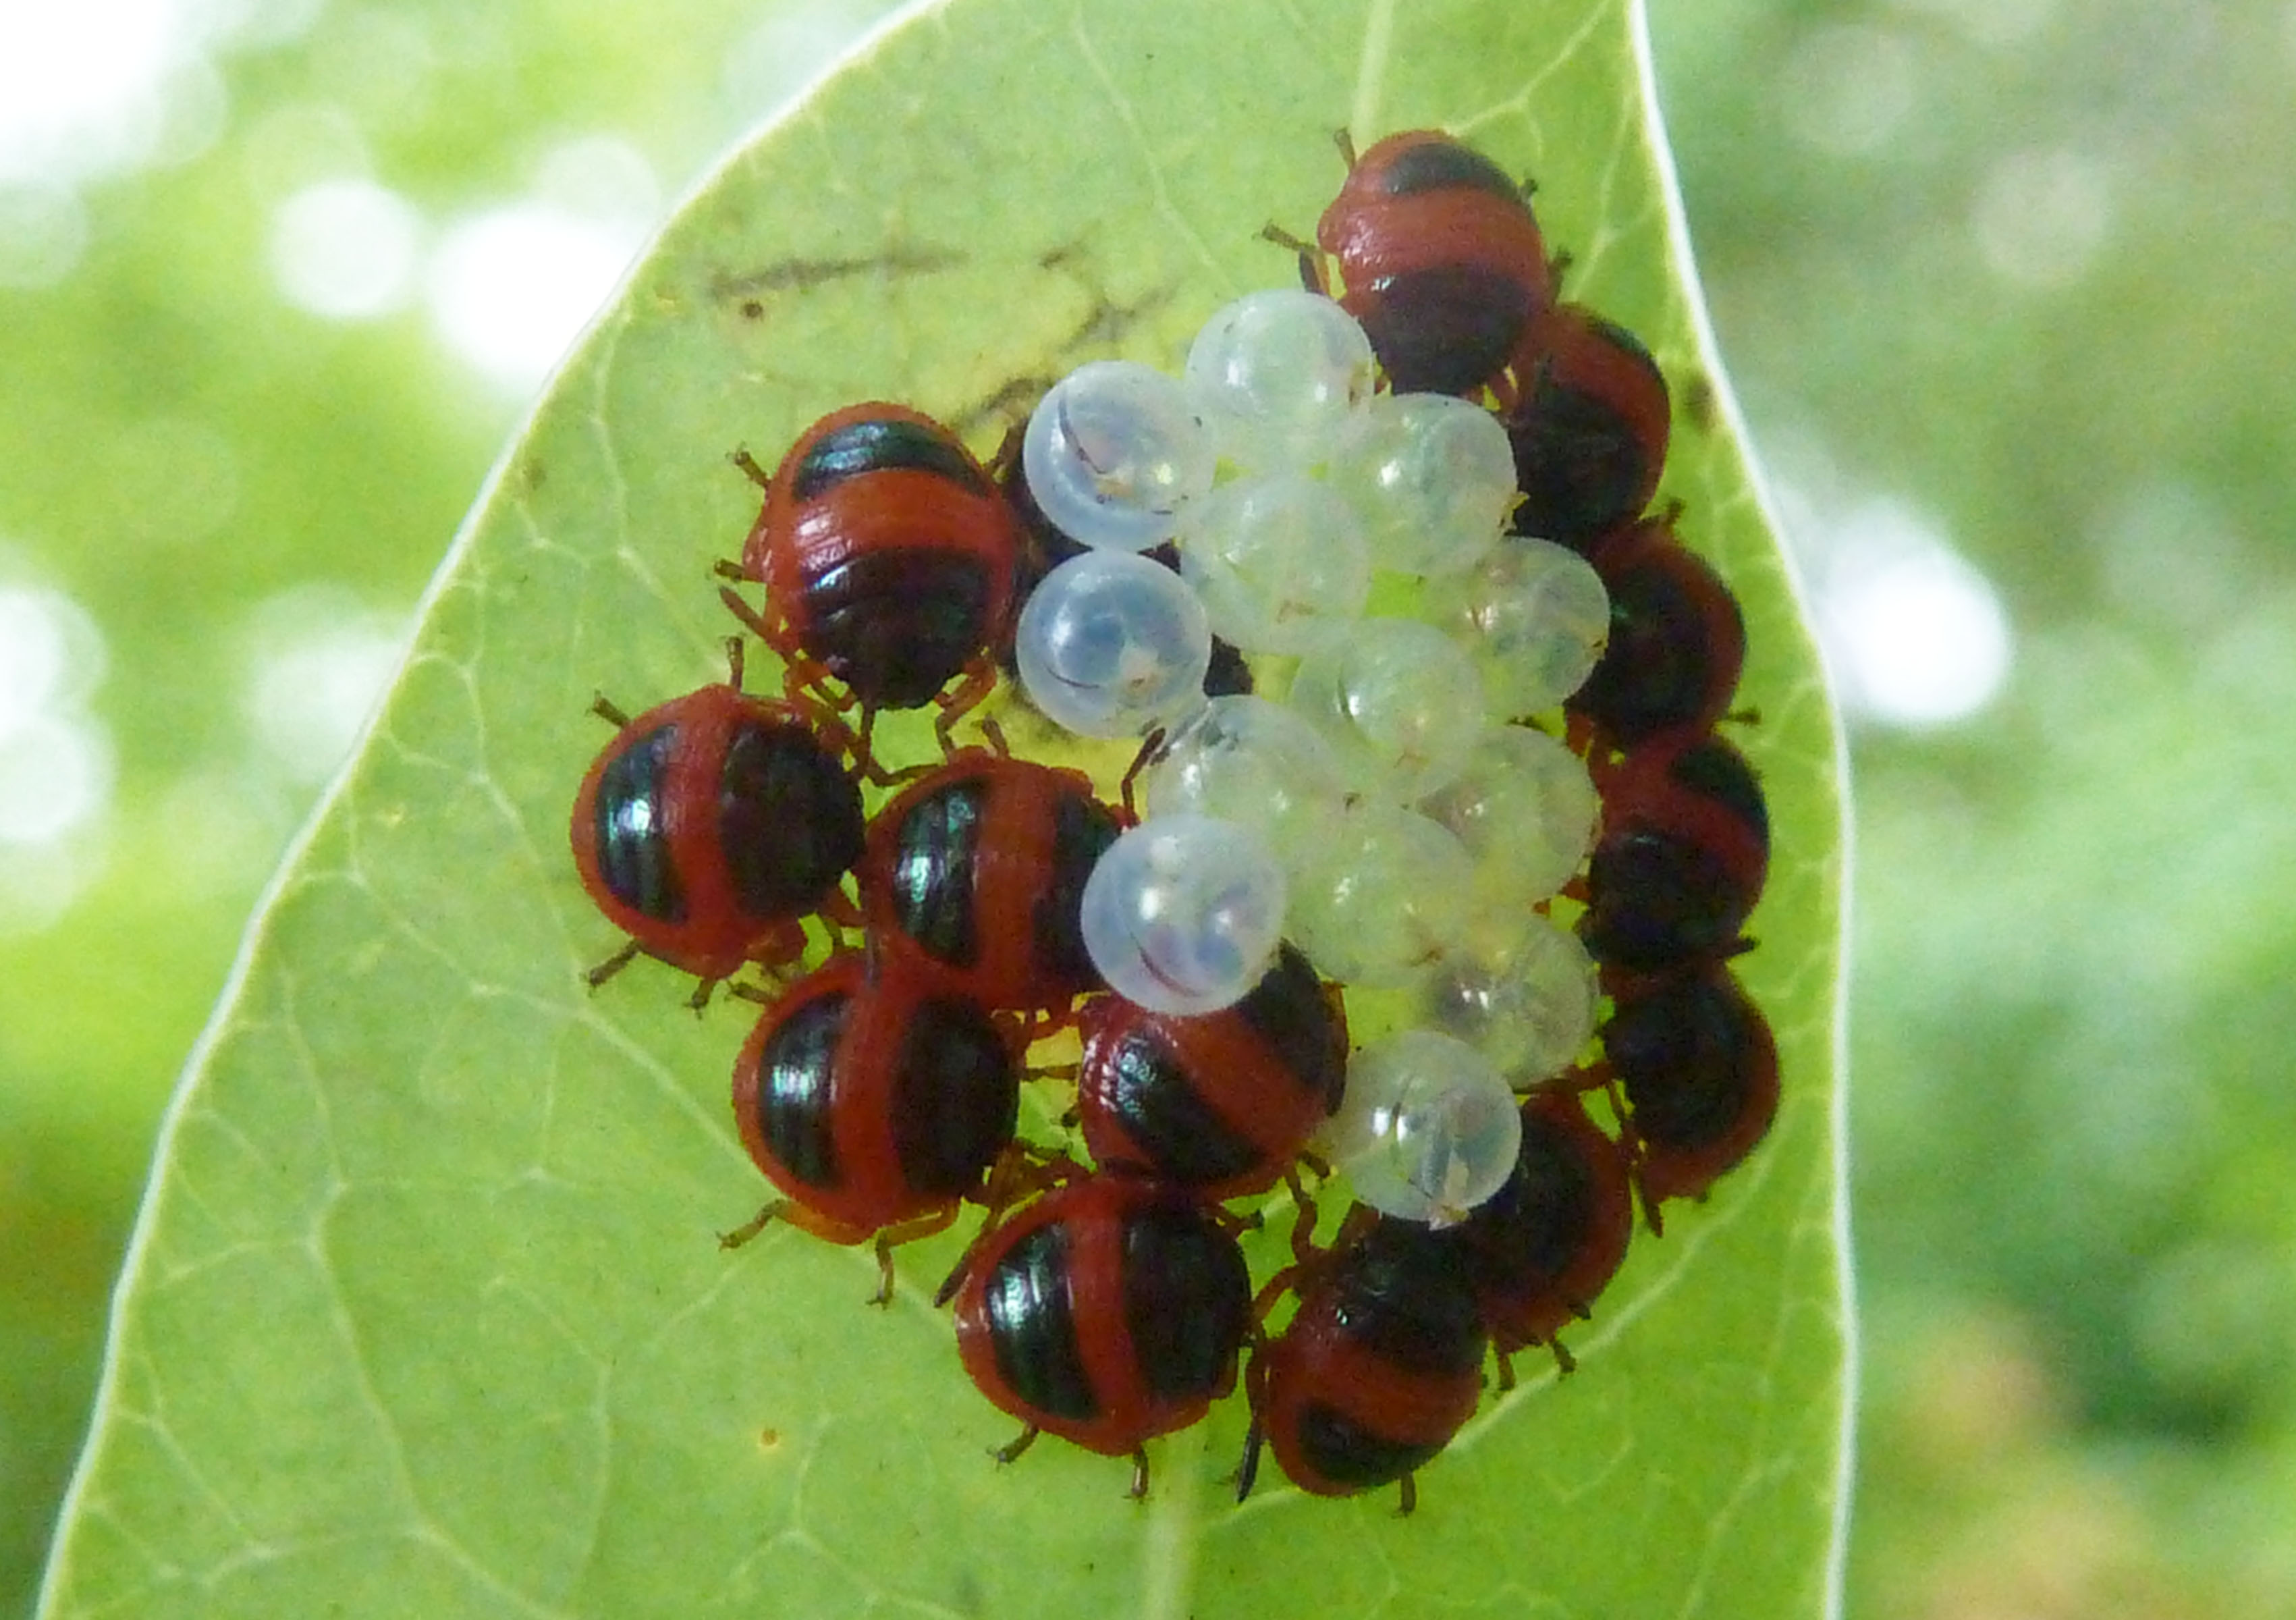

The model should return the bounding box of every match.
[40,0,1850,1615]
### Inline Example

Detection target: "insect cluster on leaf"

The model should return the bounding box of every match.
[566,126,1778,1508]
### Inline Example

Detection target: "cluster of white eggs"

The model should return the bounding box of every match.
[1016,288,1616,1226]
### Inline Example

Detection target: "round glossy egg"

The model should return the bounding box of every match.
[1285,617,1485,803]
[1184,290,1376,470]
[1080,813,1288,1015]
[1176,473,1371,655]
[1015,550,1212,736]
[1416,723,1599,909]
[1284,801,1476,988]
[1140,694,1350,848]
[1318,1029,1523,1225]
[1425,537,1611,718]
[1413,911,1600,1082]
[1330,392,1516,576]
[1022,360,1217,552]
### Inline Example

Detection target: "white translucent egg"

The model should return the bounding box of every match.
[1284,802,1476,988]
[1081,814,1288,1015]
[1016,551,1211,736]
[1424,537,1612,718]
[1330,392,1516,576]
[1284,617,1485,802]
[1022,360,1217,551]
[1413,911,1600,1083]
[1175,473,1371,654]
[1140,694,1350,852]
[1317,1029,1523,1226]
[1416,724,1600,908]
[1184,290,1376,470]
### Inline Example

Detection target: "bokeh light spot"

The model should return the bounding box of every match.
[0,579,114,901]
[1831,539,2011,726]
[270,177,423,319]
[0,841,101,940]
[0,0,185,183]
[535,134,660,225]
[146,55,229,172]
[1780,23,1918,156]
[426,206,640,392]
[244,589,410,783]
[1793,496,2013,729]
[155,768,290,899]
[0,715,113,847]
[0,585,107,738]
[424,140,659,395]
[0,593,74,736]
[1973,146,2112,289]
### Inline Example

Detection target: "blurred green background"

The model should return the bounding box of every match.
[2,0,2289,1615]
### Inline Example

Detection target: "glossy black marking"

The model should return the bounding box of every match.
[1294,1403,1449,1489]
[1232,944,1348,1114]
[890,997,1018,1197]
[1328,1222,1487,1379]
[1570,562,1744,745]
[790,416,992,503]
[1099,1028,1265,1187]
[806,550,995,709]
[753,989,847,1190]
[1609,975,1765,1150]
[1120,1202,1250,1403]
[1668,740,1770,855]
[1031,791,1122,993]
[985,1223,1098,1422]
[890,777,985,969]
[717,720,865,917]
[1377,140,1523,204]
[1581,831,1744,971]
[594,723,684,921]
[1508,389,1651,546]
[1359,265,1533,395]
[1458,1110,1601,1286]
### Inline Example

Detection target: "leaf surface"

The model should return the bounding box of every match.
[40,1,1851,1616]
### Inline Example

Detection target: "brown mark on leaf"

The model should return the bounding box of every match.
[948,236,1180,439]
[1683,372,1718,434]
[712,244,967,314]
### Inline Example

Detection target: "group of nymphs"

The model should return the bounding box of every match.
[568,128,1774,1511]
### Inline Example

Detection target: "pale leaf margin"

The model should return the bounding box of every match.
[1625,3,1859,1611]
